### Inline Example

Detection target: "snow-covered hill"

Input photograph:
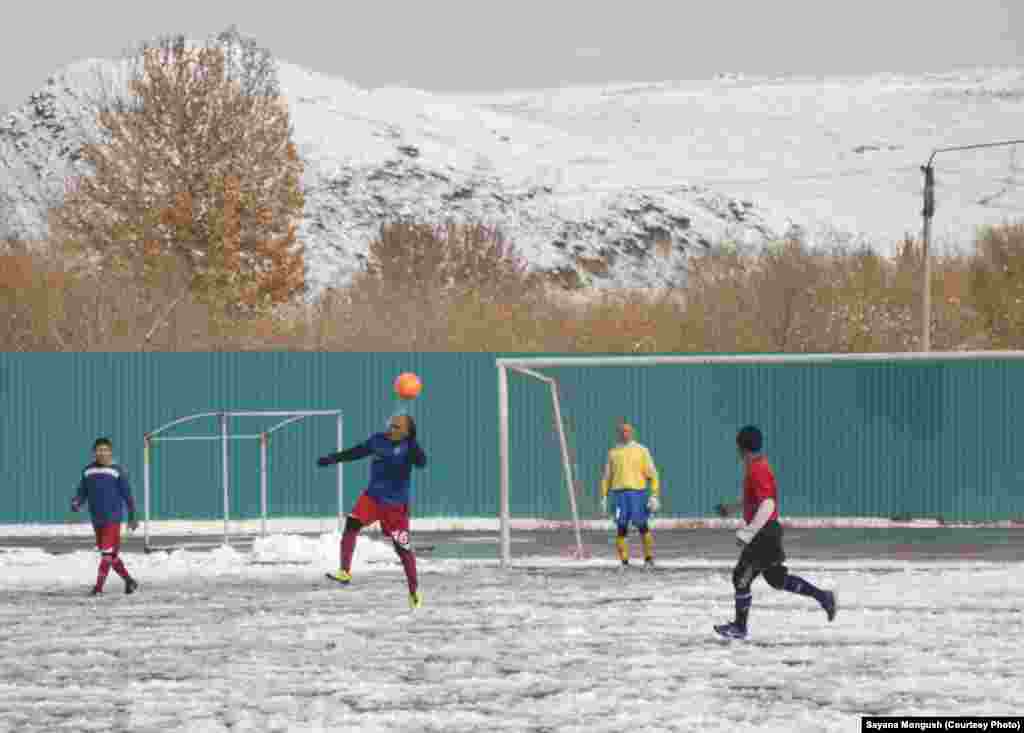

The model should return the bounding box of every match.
[3,56,1023,293]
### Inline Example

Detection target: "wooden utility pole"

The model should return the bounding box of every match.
[920,163,935,351]
[920,140,1024,352]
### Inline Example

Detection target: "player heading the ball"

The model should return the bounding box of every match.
[317,414,427,609]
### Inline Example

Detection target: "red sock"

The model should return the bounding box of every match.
[340,527,359,572]
[111,554,130,580]
[95,555,112,590]
[396,548,418,594]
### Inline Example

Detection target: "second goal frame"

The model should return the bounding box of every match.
[143,410,343,550]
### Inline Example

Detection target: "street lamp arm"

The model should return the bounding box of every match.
[928,139,1024,169]
[919,139,1024,352]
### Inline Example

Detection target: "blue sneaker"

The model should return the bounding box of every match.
[714,622,748,640]
[822,590,838,622]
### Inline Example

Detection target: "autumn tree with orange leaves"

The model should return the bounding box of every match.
[51,28,305,319]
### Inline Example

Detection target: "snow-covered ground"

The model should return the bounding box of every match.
[3,515,1022,539]
[1,531,1021,732]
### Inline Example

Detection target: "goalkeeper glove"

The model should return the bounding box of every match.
[70,497,82,512]
[647,494,660,513]
[317,455,334,467]
[736,526,756,546]
[600,495,608,515]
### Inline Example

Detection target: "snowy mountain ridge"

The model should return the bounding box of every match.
[3,55,1023,293]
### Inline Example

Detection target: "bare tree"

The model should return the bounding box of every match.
[753,236,821,351]
[315,222,541,350]
[969,222,1024,348]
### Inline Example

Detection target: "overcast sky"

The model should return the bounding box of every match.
[0,0,1021,115]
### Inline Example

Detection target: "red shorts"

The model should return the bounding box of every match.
[350,493,410,545]
[94,523,122,553]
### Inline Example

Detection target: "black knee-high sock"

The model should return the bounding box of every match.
[735,592,752,629]
[782,574,827,603]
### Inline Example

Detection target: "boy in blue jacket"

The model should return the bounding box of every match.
[72,437,139,595]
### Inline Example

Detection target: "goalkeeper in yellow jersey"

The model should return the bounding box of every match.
[600,421,661,567]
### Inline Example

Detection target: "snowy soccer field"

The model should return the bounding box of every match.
[1,532,1022,733]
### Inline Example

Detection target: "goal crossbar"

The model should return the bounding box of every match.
[496,350,1024,566]
[143,410,343,550]
[153,435,263,441]
[498,351,1024,371]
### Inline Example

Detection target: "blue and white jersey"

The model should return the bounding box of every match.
[329,433,428,505]
[75,462,135,527]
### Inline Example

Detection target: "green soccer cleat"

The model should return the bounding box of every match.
[409,590,422,609]
[325,570,352,585]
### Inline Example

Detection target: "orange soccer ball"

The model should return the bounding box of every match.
[394,372,422,400]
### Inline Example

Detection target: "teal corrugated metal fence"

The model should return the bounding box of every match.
[512,358,1024,522]
[0,354,1022,524]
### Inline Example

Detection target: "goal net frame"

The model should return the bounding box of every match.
[501,364,588,561]
[142,410,343,551]
[496,351,1024,567]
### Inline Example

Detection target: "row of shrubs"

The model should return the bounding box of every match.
[2,220,1023,352]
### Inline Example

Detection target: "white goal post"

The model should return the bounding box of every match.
[496,351,1024,567]
[500,364,587,561]
[142,410,343,550]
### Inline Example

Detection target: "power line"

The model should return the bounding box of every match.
[525,150,1024,200]
[518,142,1024,197]
[973,202,1024,214]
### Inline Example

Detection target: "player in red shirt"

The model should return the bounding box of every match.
[713,426,837,640]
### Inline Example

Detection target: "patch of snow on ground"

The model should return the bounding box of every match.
[0,531,1021,732]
